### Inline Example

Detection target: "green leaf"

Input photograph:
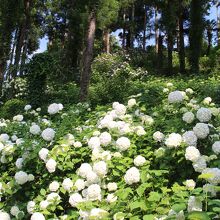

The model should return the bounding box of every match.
[187,211,211,220]
[143,215,155,220]
[171,203,186,212]
[40,189,46,196]
[147,192,162,202]
[198,173,214,180]
[136,183,151,196]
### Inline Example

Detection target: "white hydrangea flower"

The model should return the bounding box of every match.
[41,128,55,141]
[62,178,73,191]
[165,133,182,148]
[203,184,216,197]
[203,97,212,105]
[49,181,60,192]
[69,193,83,207]
[11,135,18,141]
[134,155,146,166]
[135,126,146,136]
[90,208,108,219]
[0,211,11,220]
[187,196,202,212]
[163,88,169,93]
[40,200,49,210]
[88,137,100,150]
[86,171,100,184]
[74,179,85,191]
[38,148,49,162]
[193,156,207,173]
[46,159,57,173]
[0,134,9,142]
[13,115,24,122]
[185,179,196,189]
[196,107,212,122]
[46,193,61,202]
[24,105,32,111]
[27,201,35,214]
[101,151,112,161]
[107,182,117,192]
[193,123,209,139]
[185,146,200,162]
[153,131,164,142]
[77,163,93,178]
[30,124,41,135]
[202,168,220,185]
[185,88,193,94]
[10,206,20,216]
[168,91,184,103]
[182,131,197,146]
[127,99,136,108]
[15,171,29,185]
[212,141,220,154]
[74,141,82,148]
[48,103,60,115]
[31,212,45,220]
[93,161,108,177]
[15,158,23,169]
[106,193,117,203]
[116,137,131,151]
[182,112,195,124]
[28,174,35,181]
[167,82,173,87]
[114,104,126,116]
[124,167,140,185]
[99,132,111,146]
[87,184,102,201]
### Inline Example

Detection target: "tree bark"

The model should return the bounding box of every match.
[167,32,173,75]
[80,11,96,101]
[103,29,110,53]
[157,34,163,73]
[178,3,185,74]
[143,5,147,50]
[129,3,135,48]
[122,11,126,49]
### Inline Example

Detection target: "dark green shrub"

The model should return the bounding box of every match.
[0,99,26,119]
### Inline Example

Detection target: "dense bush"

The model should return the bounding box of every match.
[0,85,220,219]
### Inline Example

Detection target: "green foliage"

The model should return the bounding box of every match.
[0,98,25,119]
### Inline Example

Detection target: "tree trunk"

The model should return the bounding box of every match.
[178,4,185,74]
[167,32,173,75]
[80,11,96,101]
[130,3,135,48]
[206,27,212,56]
[157,34,163,73]
[143,5,147,50]
[103,29,110,53]
[155,6,159,54]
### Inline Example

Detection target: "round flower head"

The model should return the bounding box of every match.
[153,131,164,142]
[134,155,146,167]
[202,168,220,185]
[185,146,200,162]
[182,112,194,124]
[187,196,202,212]
[30,124,41,135]
[10,206,20,216]
[99,132,111,146]
[13,114,24,122]
[93,161,108,177]
[15,158,23,169]
[78,163,92,178]
[31,212,45,220]
[40,200,49,210]
[116,137,131,151]
[196,107,212,122]
[15,171,29,185]
[74,179,85,191]
[48,103,60,115]
[114,104,126,116]
[41,128,55,141]
[46,159,57,173]
[124,167,140,185]
[88,137,100,150]
[38,148,49,162]
[193,123,209,139]
[24,104,32,111]
[193,156,207,173]
[182,131,197,146]
[49,181,60,192]
[106,193,117,203]
[212,141,220,154]
[107,182,117,192]
[0,133,9,142]
[62,178,73,191]
[87,184,102,201]
[0,212,11,220]
[127,99,136,108]
[27,201,35,214]
[165,133,182,148]
[69,193,83,207]
[185,179,196,189]
[168,91,184,103]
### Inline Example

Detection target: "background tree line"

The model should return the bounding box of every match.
[0,0,220,102]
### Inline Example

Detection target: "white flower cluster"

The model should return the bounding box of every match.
[41,128,55,141]
[193,123,209,139]
[48,103,63,115]
[165,133,182,148]
[153,131,164,142]
[182,112,194,124]
[168,91,184,103]
[14,171,34,185]
[182,131,197,146]
[124,167,140,185]
[196,107,212,122]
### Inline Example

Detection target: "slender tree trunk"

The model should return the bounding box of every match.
[80,11,96,101]
[103,29,110,53]
[143,5,147,50]
[206,27,212,56]
[167,32,173,75]
[178,4,185,74]
[130,3,135,48]
[155,6,159,54]
[157,34,163,73]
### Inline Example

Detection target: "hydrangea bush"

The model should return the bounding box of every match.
[0,84,220,220]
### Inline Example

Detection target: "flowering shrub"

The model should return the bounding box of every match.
[0,85,220,220]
